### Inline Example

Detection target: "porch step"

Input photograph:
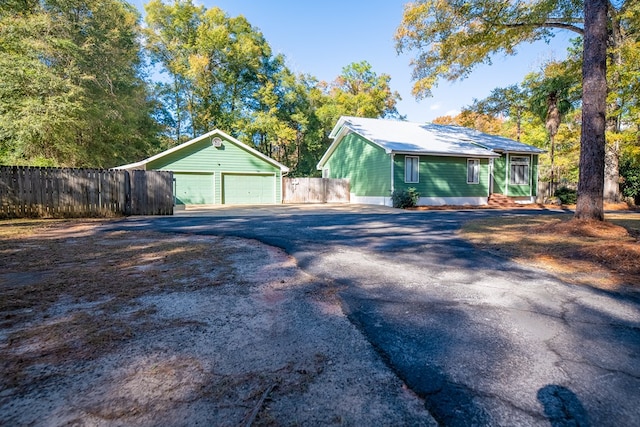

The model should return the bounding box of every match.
[487,194,521,208]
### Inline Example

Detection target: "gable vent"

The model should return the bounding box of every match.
[212,137,223,148]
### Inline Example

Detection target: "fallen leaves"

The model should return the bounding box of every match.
[460,214,640,292]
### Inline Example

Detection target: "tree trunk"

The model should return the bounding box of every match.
[603,7,624,203]
[575,0,608,221]
[550,133,556,196]
[604,141,620,202]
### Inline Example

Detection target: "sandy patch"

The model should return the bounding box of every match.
[0,221,434,426]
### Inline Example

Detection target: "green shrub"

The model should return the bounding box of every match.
[554,186,577,205]
[392,187,420,208]
[620,155,640,205]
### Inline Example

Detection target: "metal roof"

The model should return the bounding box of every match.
[319,117,545,168]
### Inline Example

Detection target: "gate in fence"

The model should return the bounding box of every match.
[283,178,350,204]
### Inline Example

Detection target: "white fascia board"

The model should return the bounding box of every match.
[317,125,363,169]
[391,150,500,159]
[492,149,546,155]
[328,117,349,139]
[115,129,289,172]
[113,161,147,170]
[317,127,348,169]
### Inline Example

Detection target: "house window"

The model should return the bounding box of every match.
[405,156,419,183]
[510,156,530,185]
[467,159,480,184]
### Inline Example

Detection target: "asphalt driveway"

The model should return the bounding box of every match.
[107,205,640,426]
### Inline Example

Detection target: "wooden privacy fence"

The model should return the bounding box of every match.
[283,178,350,203]
[0,166,173,218]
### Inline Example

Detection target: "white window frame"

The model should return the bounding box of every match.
[405,156,419,183]
[467,159,480,184]
[510,156,530,185]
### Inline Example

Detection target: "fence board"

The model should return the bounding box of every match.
[283,178,350,204]
[0,166,173,218]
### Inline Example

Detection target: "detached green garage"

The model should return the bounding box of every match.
[118,130,289,206]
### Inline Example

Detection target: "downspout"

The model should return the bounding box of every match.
[281,170,288,204]
[488,158,493,197]
[505,152,510,197]
[529,154,533,198]
[390,153,395,207]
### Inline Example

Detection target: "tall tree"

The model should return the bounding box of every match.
[0,0,159,167]
[465,85,528,141]
[144,0,204,142]
[395,0,633,217]
[315,61,403,130]
[575,0,608,220]
[145,1,278,138]
[525,62,579,194]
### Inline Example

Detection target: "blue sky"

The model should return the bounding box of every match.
[133,0,575,123]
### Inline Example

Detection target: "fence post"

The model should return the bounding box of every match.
[124,170,132,216]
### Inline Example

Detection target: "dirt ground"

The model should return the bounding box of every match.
[0,220,434,426]
[460,212,640,293]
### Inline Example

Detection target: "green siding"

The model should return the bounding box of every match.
[146,135,282,204]
[395,155,489,197]
[493,155,506,194]
[325,133,390,197]
[492,154,538,197]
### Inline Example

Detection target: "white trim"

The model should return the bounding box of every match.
[116,129,289,172]
[279,171,284,203]
[317,125,353,169]
[390,153,395,194]
[514,197,536,204]
[219,171,277,175]
[417,196,488,206]
[529,154,533,197]
[509,155,530,186]
[160,169,213,174]
[391,150,499,159]
[488,158,494,194]
[466,158,480,184]
[349,194,393,207]
[505,153,510,196]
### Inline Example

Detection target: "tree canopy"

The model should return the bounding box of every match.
[143,1,402,176]
[0,0,160,167]
[396,0,638,219]
[0,0,402,174]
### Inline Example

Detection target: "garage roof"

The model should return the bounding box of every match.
[116,129,290,172]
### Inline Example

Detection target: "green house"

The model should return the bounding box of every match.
[118,130,289,206]
[317,116,545,206]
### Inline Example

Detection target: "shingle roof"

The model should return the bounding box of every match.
[325,116,545,161]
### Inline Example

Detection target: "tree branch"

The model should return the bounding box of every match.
[504,21,584,35]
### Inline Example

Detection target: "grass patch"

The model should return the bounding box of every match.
[459,213,640,292]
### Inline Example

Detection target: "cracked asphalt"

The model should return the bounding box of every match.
[106,205,640,426]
